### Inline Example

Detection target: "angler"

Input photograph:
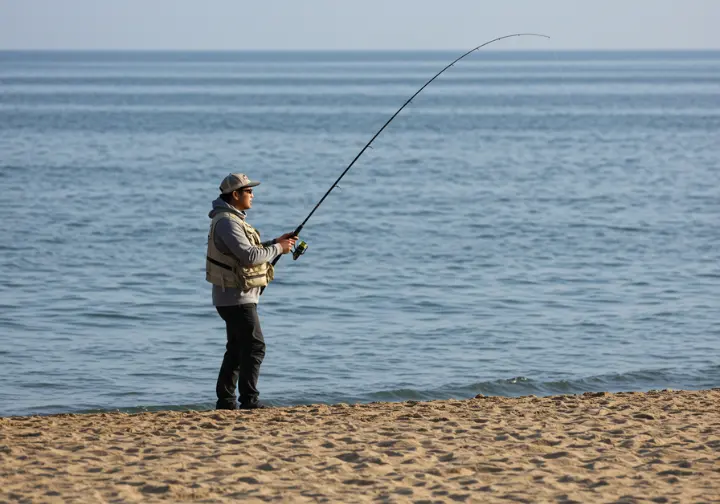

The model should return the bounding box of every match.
[206,34,549,410]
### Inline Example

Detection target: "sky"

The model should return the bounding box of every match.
[0,0,718,51]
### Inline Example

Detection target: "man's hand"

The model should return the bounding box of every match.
[276,234,298,254]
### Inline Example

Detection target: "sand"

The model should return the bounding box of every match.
[1,389,718,503]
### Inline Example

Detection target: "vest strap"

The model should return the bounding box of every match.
[206,256,233,271]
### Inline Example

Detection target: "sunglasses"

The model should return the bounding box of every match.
[236,188,253,195]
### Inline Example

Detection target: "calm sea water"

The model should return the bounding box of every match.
[0,50,718,417]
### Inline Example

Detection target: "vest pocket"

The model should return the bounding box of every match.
[238,263,273,291]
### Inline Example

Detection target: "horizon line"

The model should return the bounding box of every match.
[1,47,720,52]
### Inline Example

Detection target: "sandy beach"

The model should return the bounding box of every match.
[1,389,718,503]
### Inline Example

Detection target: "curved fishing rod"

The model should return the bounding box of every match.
[262,32,549,293]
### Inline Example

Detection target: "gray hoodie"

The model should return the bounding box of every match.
[208,197,283,306]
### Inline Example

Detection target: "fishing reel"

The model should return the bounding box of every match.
[292,240,308,260]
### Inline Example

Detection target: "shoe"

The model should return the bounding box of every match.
[216,401,239,410]
[239,401,268,410]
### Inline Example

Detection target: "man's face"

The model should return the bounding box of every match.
[232,187,254,210]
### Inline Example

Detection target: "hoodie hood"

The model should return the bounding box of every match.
[209,197,246,220]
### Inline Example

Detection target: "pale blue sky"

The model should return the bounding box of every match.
[1,0,718,50]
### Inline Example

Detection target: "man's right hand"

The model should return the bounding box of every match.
[277,236,298,254]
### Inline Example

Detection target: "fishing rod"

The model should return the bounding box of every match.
[261,32,549,294]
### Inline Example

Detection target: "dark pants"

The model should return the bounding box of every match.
[215,304,265,409]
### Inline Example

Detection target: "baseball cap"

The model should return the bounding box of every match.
[219,173,261,194]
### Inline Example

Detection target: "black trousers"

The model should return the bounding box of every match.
[215,304,266,409]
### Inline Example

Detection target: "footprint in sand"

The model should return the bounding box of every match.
[543,451,570,459]
[140,484,170,494]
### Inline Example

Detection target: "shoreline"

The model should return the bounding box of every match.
[2,389,718,502]
[6,383,717,419]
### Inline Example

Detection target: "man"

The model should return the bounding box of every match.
[206,173,297,410]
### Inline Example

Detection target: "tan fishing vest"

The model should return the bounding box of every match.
[206,212,275,291]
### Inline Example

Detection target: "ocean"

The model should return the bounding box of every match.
[0,49,718,417]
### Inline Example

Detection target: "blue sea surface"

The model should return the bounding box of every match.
[0,50,718,417]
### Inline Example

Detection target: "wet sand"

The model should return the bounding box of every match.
[1,389,718,503]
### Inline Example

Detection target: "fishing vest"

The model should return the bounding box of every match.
[206,212,275,291]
